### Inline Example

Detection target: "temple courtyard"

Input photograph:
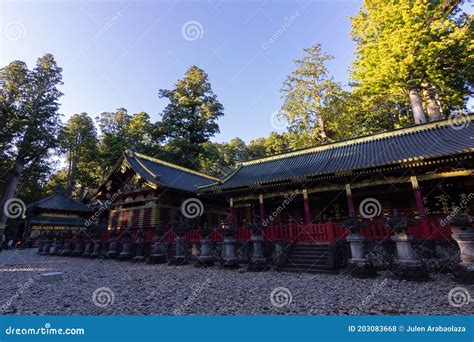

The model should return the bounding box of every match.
[0,249,472,316]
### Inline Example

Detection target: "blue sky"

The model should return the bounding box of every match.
[1,0,362,143]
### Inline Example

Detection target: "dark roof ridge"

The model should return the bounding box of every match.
[240,114,473,166]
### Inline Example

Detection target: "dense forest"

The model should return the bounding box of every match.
[0,0,472,213]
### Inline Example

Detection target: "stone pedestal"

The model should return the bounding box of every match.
[40,239,53,255]
[106,239,120,259]
[247,235,266,271]
[451,225,474,284]
[82,241,93,258]
[37,239,46,254]
[133,240,147,262]
[196,239,214,267]
[90,239,102,258]
[148,235,166,264]
[71,240,85,257]
[51,239,64,255]
[391,232,429,281]
[346,233,377,278]
[222,237,239,268]
[119,237,133,260]
[169,236,187,265]
[60,241,73,256]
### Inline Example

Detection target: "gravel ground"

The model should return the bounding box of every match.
[0,249,473,315]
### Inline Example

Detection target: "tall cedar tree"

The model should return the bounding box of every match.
[60,113,99,197]
[0,54,63,246]
[351,0,472,123]
[156,66,224,169]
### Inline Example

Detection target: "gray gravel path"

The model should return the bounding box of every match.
[1,249,473,315]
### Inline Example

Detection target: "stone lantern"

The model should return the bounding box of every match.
[148,224,167,264]
[197,223,214,267]
[119,229,133,260]
[133,229,147,262]
[247,222,266,271]
[50,232,63,255]
[36,233,46,254]
[60,231,74,256]
[221,223,239,268]
[341,217,376,278]
[71,232,86,257]
[450,210,474,284]
[385,209,429,281]
[40,233,54,255]
[169,221,189,266]
[106,230,120,259]
[90,234,102,259]
[82,234,95,258]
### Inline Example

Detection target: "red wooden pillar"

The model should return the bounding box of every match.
[229,198,236,226]
[303,189,311,224]
[259,194,265,225]
[410,176,427,218]
[345,184,356,217]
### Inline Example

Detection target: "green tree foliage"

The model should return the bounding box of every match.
[351,0,472,123]
[59,113,100,197]
[0,54,63,243]
[97,108,155,175]
[280,44,346,147]
[156,66,224,169]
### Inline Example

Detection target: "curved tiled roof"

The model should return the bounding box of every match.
[27,190,92,212]
[202,116,474,191]
[124,151,218,192]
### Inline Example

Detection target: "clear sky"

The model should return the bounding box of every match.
[1,0,362,143]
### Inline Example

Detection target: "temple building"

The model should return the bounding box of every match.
[21,189,93,250]
[32,116,474,282]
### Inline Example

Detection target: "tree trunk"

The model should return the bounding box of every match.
[409,87,427,124]
[317,116,329,142]
[422,83,443,121]
[0,158,25,249]
[66,156,77,196]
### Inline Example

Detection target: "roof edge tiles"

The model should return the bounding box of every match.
[239,114,474,167]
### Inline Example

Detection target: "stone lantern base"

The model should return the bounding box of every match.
[392,260,430,281]
[346,258,377,278]
[453,263,474,284]
[196,239,214,267]
[221,238,239,269]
